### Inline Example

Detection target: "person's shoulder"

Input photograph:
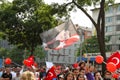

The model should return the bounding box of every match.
[10,73,12,75]
[2,72,7,75]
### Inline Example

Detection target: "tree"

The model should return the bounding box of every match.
[34,45,46,60]
[8,47,24,65]
[0,47,9,58]
[0,0,62,55]
[52,0,115,74]
[77,36,100,57]
[77,36,110,56]
[7,46,46,65]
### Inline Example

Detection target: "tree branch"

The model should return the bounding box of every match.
[101,0,105,41]
[97,3,102,27]
[72,0,97,27]
[64,1,73,7]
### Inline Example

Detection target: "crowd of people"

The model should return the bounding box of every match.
[0,59,116,80]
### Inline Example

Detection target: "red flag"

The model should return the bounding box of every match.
[40,20,79,50]
[53,34,79,50]
[55,66,61,75]
[107,51,120,69]
[45,66,57,80]
[72,63,79,69]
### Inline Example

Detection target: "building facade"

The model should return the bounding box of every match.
[92,3,120,52]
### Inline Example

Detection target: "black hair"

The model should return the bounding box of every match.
[94,71,101,77]
[77,74,85,80]
[64,72,74,80]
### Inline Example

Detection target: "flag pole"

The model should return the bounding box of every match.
[69,20,83,62]
[75,25,83,62]
[80,29,83,61]
[2,56,4,68]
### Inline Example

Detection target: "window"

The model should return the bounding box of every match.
[69,49,71,55]
[57,54,60,61]
[62,57,65,61]
[68,57,71,62]
[105,26,113,32]
[86,31,91,36]
[106,7,113,14]
[116,25,120,31]
[51,56,54,61]
[117,5,120,12]
[65,49,68,54]
[52,50,54,52]
[105,17,113,23]
[116,15,120,21]
[119,36,120,40]
[119,45,120,50]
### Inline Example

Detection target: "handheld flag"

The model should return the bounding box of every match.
[107,51,120,69]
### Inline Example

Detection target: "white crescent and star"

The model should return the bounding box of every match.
[49,72,53,77]
[112,57,120,65]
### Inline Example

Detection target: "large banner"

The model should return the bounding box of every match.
[40,20,79,50]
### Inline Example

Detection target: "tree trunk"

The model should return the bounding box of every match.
[72,0,107,75]
[30,47,34,56]
[98,0,106,75]
[96,28,106,76]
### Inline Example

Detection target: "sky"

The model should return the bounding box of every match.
[44,0,92,28]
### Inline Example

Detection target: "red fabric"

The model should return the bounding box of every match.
[107,51,120,69]
[40,20,80,50]
[72,63,79,69]
[64,34,79,46]
[45,66,57,80]
[55,66,61,75]
[28,55,34,62]
[23,55,35,67]
[53,34,79,50]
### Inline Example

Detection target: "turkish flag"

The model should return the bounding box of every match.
[53,34,79,50]
[45,66,57,80]
[107,51,120,69]
[40,20,80,50]
[63,34,79,47]
[27,55,34,65]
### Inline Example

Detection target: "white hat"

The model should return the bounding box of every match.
[59,74,64,78]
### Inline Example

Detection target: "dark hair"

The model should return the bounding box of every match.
[72,68,79,72]
[64,72,73,80]
[80,68,85,71]
[79,62,85,67]
[104,71,111,75]
[77,74,85,80]
[94,71,101,77]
